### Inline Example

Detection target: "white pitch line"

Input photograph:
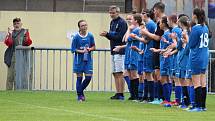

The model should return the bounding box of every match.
[1,99,126,121]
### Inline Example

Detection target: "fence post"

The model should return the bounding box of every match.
[15,46,33,90]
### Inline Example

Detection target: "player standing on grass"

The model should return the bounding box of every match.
[174,18,191,109]
[166,14,182,106]
[141,2,166,103]
[150,16,172,106]
[135,22,146,100]
[176,15,195,109]
[187,8,209,112]
[129,25,148,102]
[124,14,142,100]
[113,13,140,100]
[71,20,96,102]
[140,9,157,103]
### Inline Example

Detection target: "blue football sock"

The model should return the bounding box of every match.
[148,81,154,101]
[181,89,185,106]
[138,82,144,98]
[143,79,148,99]
[163,83,170,102]
[189,86,195,105]
[158,81,164,100]
[175,86,182,103]
[76,76,83,96]
[154,82,159,99]
[81,76,92,93]
[168,83,172,101]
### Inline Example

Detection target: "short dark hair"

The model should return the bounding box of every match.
[133,14,142,25]
[193,8,206,25]
[13,17,21,23]
[78,20,86,28]
[153,2,165,13]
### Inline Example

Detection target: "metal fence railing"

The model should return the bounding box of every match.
[207,50,215,94]
[15,46,115,92]
[15,46,215,93]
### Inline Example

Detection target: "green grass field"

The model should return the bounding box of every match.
[0,91,215,121]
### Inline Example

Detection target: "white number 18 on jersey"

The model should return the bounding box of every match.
[199,33,209,48]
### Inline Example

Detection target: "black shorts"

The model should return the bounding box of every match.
[153,53,160,69]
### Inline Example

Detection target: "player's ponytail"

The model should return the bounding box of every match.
[193,8,206,26]
[178,16,190,32]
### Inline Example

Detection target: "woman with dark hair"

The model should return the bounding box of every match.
[166,14,183,106]
[175,16,193,109]
[187,8,209,112]
[139,9,158,103]
[150,16,172,106]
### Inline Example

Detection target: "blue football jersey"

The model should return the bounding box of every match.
[188,24,209,70]
[144,20,157,59]
[71,32,95,65]
[171,26,182,70]
[160,30,172,69]
[125,27,140,66]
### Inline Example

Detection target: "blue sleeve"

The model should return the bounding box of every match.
[106,20,128,41]
[127,28,140,42]
[168,34,173,44]
[189,27,199,48]
[71,36,78,53]
[133,28,140,36]
[148,23,156,33]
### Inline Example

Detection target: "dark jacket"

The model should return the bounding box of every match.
[106,16,127,55]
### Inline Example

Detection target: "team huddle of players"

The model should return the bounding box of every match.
[113,2,209,112]
[71,2,210,112]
